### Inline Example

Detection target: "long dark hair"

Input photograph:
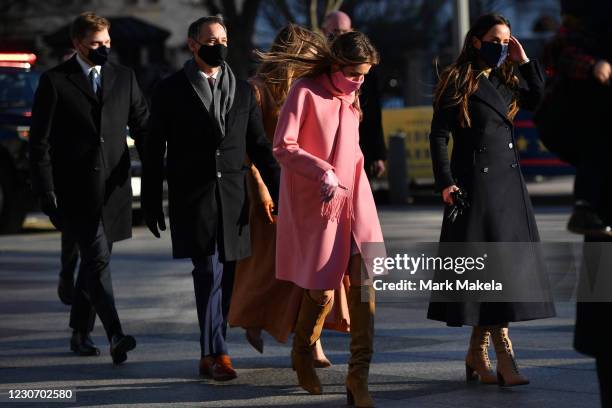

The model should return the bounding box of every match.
[434,14,520,128]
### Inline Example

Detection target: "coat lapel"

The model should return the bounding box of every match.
[180,72,224,143]
[225,94,241,134]
[101,63,117,103]
[65,56,99,103]
[472,73,512,125]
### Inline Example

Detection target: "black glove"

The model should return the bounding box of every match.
[447,188,470,223]
[40,191,63,230]
[144,204,166,238]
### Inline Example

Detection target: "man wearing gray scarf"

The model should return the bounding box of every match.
[143,16,280,382]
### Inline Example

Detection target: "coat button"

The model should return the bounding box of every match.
[509,142,513,149]
[481,167,489,173]
[478,146,487,153]
[100,137,105,143]
[216,171,222,178]
[215,149,221,157]
[511,163,518,168]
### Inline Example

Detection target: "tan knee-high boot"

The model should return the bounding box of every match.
[465,326,497,384]
[490,327,530,386]
[291,292,333,395]
[346,285,375,407]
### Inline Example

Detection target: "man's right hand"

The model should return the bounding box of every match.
[144,207,166,238]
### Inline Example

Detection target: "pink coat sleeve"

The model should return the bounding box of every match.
[273,82,334,181]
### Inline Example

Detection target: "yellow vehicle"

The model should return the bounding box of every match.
[382,105,573,189]
[382,106,437,186]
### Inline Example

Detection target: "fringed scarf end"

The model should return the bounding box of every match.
[321,190,353,222]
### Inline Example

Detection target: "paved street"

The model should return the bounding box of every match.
[0,203,601,407]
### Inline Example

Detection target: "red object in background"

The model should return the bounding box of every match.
[0,53,37,63]
[0,53,37,68]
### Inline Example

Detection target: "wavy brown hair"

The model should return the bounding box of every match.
[254,24,328,108]
[256,30,379,115]
[434,14,520,128]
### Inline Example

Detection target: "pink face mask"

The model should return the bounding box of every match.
[330,69,364,95]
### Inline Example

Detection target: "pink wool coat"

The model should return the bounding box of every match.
[273,73,384,290]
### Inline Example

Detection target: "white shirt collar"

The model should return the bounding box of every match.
[200,69,220,80]
[76,53,102,77]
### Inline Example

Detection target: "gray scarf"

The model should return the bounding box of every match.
[184,58,236,137]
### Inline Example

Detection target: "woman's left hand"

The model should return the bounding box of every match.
[508,35,529,64]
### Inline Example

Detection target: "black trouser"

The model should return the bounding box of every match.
[597,357,612,408]
[68,220,121,341]
[59,231,79,280]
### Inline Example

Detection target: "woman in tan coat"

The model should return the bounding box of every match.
[228,24,350,366]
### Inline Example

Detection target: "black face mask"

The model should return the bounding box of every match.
[479,41,508,68]
[87,45,110,66]
[197,43,228,67]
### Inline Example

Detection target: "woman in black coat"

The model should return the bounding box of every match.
[427,14,555,387]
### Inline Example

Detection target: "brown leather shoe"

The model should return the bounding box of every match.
[212,354,237,381]
[199,356,215,378]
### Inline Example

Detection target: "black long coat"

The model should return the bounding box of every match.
[427,60,556,326]
[573,68,612,360]
[29,56,148,242]
[359,67,387,174]
[143,68,280,262]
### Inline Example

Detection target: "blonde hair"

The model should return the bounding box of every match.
[254,24,328,107]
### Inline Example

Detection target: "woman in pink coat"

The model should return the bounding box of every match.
[272,31,384,407]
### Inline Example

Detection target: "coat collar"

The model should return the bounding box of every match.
[180,68,242,144]
[472,72,513,125]
[66,55,98,102]
[65,54,116,104]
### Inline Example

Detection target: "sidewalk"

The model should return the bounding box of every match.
[0,206,599,407]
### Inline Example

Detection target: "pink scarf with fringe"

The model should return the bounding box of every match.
[318,72,360,223]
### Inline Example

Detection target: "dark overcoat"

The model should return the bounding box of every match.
[29,55,148,242]
[573,69,612,359]
[143,68,280,262]
[358,67,387,173]
[427,60,556,326]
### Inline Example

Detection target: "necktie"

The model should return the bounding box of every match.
[89,69,102,100]
[207,76,215,112]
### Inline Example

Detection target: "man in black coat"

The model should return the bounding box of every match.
[29,12,147,364]
[566,1,612,405]
[142,16,280,381]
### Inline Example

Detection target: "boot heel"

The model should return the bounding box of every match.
[465,363,478,382]
[346,387,355,406]
[497,371,506,386]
